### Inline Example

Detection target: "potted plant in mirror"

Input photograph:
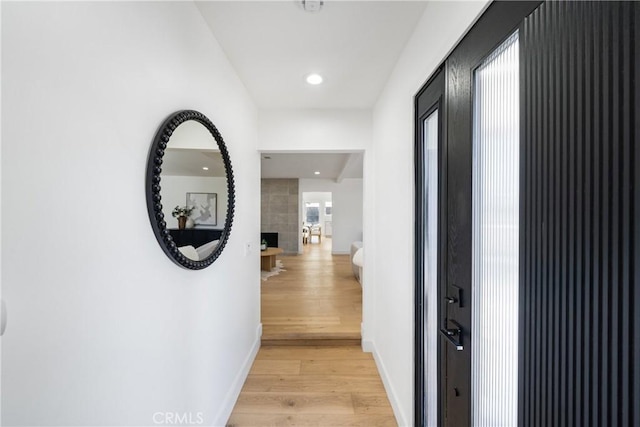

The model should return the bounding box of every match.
[172,205,195,230]
[261,239,268,251]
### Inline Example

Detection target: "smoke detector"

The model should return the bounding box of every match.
[300,0,324,13]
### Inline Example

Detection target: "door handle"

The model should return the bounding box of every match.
[440,319,463,351]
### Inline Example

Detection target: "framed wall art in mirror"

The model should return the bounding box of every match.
[146,110,235,270]
[187,192,218,226]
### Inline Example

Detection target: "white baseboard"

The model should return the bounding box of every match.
[212,323,261,426]
[361,323,374,352]
[371,344,409,427]
[361,339,374,353]
[331,251,350,255]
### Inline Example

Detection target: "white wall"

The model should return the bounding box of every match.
[162,176,228,229]
[257,108,369,256]
[259,109,371,152]
[299,179,362,255]
[366,1,490,426]
[2,2,260,426]
[0,2,3,415]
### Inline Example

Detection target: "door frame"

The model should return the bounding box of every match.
[414,66,447,427]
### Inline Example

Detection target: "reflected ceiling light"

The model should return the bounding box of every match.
[202,167,209,171]
[306,73,323,85]
[314,171,320,175]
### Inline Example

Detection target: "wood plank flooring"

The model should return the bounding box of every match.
[226,346,397,427]
[227,238,397,426]
[261,238,361,344]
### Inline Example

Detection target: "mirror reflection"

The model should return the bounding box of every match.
[161,120,228,261]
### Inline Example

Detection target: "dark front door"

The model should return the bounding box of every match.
[417,1,639,426]
[440,3,540,426]
[415,2,542,426]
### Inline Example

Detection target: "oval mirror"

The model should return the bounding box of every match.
[146,110,235,269]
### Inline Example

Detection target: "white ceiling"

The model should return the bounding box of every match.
[196,0,428,109]
[163,149,226,177]
[196,1,426,179]
[261,152,363,179]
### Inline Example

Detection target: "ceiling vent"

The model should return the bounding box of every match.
[300,0,324,13]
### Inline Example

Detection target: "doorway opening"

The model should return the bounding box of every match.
[302,191,332,251]
[259,151,364,345]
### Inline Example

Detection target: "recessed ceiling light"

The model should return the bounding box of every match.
[306,73,323,85]
[300,0,324,13]
[202,167,209,171]
[314,171,320,175]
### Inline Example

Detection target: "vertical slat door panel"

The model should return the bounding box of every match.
[520,2,638,426]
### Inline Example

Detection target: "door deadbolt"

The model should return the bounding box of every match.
[446,284,463,308]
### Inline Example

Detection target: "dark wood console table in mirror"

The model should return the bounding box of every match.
[169,228,224,248]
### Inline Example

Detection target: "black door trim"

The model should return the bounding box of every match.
[414,66,446,427]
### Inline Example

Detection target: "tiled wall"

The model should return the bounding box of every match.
[261,179,299,254]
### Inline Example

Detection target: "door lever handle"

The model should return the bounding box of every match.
[442,327,459,336]
[444,296,458,304]
[440,319,463,351]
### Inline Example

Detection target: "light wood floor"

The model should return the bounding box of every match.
[227,237,397,426]
[261,238,361,345]
[226,346,397,426]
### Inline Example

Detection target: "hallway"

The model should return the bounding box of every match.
[227,238,396,426]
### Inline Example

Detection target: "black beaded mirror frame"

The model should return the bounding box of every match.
[146,110,235,270]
